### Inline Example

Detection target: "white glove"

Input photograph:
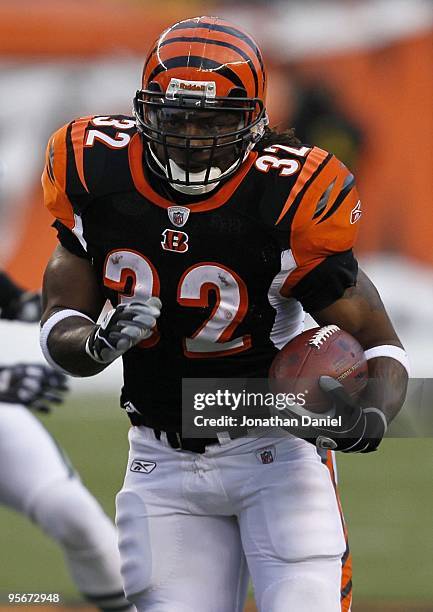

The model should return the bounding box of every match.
[85,297,161,364]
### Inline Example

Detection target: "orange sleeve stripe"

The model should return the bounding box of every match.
[295,156,343,226]
[71,117,91,193]
[52,123,68,194]
[41,123,75,230]
[275,147,329,225]
[279,181,359,296]
[318,166,349,217]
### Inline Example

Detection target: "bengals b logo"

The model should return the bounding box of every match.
[161,229,189,253]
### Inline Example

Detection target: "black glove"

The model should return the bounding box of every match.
[1,291,42,322]
[276,376,387,453]
[85,298,162,364]
[0,364,69,413]
[312,376,387,453]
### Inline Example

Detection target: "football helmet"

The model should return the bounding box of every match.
[133,16,268,195]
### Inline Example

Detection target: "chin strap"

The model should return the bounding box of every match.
[148,147,227,195]
[146,113,268,196]
[168,159,225,195]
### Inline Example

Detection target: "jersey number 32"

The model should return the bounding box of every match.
[104,250,251,359]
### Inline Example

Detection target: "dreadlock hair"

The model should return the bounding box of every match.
[258,126,302,149]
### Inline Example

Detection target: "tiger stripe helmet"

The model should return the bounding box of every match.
[133,16,268,193]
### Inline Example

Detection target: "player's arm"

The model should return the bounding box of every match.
[41,245,107,376]
[281,152,408,452]
[40,123,161,377]
[41,245,161,377]
[311,267,408,425]
[287,261,408,453]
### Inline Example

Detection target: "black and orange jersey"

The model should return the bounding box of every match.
[42,115,361,430]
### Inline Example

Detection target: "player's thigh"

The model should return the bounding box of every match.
[256,556,342,612]
[0,403,73,512]
[238,439,345,609]
[116,488,248,612]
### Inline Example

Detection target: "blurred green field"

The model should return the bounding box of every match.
[1,394,433,607]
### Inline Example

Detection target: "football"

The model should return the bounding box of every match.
[269,325,368,413]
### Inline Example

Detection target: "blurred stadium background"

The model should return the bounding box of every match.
[0,0,432,610]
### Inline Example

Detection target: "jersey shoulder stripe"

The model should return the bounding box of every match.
[316,172,356,224]
[247,143,361,300]
[42,115,137,225]
[251,143,333,233]
[280,158,361,295]
[74,115,137,200]
[70,117,92,194]
[275,146,330,225]
[42,121,75,229]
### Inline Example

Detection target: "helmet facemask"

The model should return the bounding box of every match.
[133,79,267,195]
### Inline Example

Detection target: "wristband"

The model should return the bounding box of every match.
[40,309,94,376]
[364,345,410,376]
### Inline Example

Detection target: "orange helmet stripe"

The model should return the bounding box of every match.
[147,55,246,92]
[142,16,266,100]
[171,18,265,75]
[145,36,260,97]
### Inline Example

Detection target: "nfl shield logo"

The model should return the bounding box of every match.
[168,206,190,228]
[256,447,275,464]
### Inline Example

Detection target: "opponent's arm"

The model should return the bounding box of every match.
[41,245,162,377]
[312,268,408,424]
[0,271,42,322]
[0,363,68,412]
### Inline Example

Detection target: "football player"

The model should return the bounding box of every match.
[39,16,409,612]
[0,274,132,611]
[0,271,41,322]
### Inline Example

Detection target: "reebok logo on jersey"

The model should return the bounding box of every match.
[350,200,362,224]
[130,459,157,474]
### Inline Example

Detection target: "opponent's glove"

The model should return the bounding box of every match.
[85,298,162,364]
[1,291,42,322]
[0,364,69,413]
[312,376,387,453]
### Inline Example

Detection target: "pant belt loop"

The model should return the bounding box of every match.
[216,431,233,445]
[166,431,181,449]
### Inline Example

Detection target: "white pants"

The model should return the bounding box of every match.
[116,426,348,612]
[0,402,132,610]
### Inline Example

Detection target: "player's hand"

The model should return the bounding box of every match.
[85,298,162,364]
[1,291,42,322]
[0,364,69,413]
[312,376,387,453]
